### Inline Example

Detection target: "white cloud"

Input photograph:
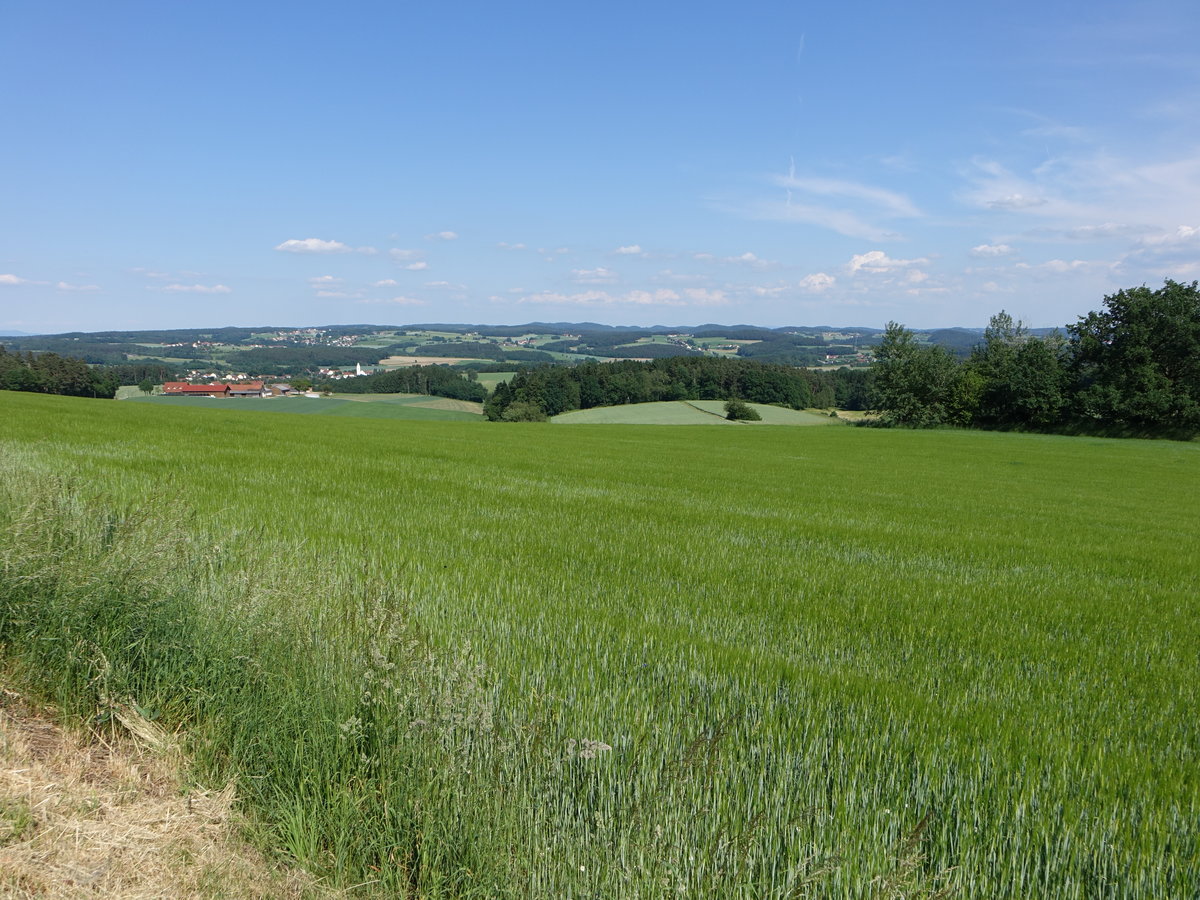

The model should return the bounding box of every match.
[798,272,836,292]
[358,296,427,306]
[516,287,728,308]
[372,278,399,287]
[161,283,232,294]
[497,242,527,250]
[970,243,1014,257]
[1021,259,1099,273]
[316,290,354,298]
[55,281,101,292]
[694,251,776,268]
[654,269,713,284]
[389,248,424,261]
[425,231,458,241]
[1137,224,1200,247]
[403,261,429,271]
[570,267,618,284]
[0,274,34,285]
[275,238,376,255]
[848,250,930,274]
[517,288,685,307]
[614,244,644,255]
[308,275,342,285]
[424,281,467,289]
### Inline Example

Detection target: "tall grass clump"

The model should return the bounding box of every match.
[0,459,516,894]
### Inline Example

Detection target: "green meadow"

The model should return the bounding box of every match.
[552,399,838,425]
[1,389,1197,898]
[123,392,483,421]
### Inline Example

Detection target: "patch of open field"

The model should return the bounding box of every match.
[126,393,482,421]
[474,372,515,392]
[686,399,842,425]
[552,400,838,425]
[1,389,1197,897]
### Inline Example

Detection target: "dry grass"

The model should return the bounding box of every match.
[0,689,321,900]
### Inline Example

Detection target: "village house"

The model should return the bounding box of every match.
[228,381,268,397]
[162,382,231,398]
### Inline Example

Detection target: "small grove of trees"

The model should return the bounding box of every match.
[872,280,1200,439]
[724,399,761,421]
[0,346,119,399]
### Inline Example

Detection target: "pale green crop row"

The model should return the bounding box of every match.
[1,390,1196,898]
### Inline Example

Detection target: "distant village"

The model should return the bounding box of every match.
[165,363,372,398]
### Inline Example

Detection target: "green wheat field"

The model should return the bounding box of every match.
[1,390,1196,898]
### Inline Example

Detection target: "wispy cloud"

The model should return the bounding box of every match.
[613,244,645,256]
[372,278,399,287]
[308,275,342,285]
[402,261,429,271]
[728,170,922,240]
[733,199,902,241]
[357,296,427,305]
[425,230,458,241]
[55,281,101,292]
[0,274,41,286]
[774,174,921,218]
[570,267,618,284]
[693,251,776,269]
[275,238,377,255]
[159,283,232,294]
[497,242,527,250]
[970,243,1014,258]
[389,248,424,262]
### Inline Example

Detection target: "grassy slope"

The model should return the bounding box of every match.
[552,400,838,425]
[2,390,1197,897]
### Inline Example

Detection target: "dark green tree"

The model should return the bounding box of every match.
[724,399,761,421]
[1069,280,1200,435]
[969,311,1066,429]
[871,322,965,426]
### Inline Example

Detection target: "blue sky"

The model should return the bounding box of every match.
[2,1,1198,333]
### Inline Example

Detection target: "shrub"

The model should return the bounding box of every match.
[724,399,761,421]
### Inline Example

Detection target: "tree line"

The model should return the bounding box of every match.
[0,346,119,398]
[873,280,1200,438]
